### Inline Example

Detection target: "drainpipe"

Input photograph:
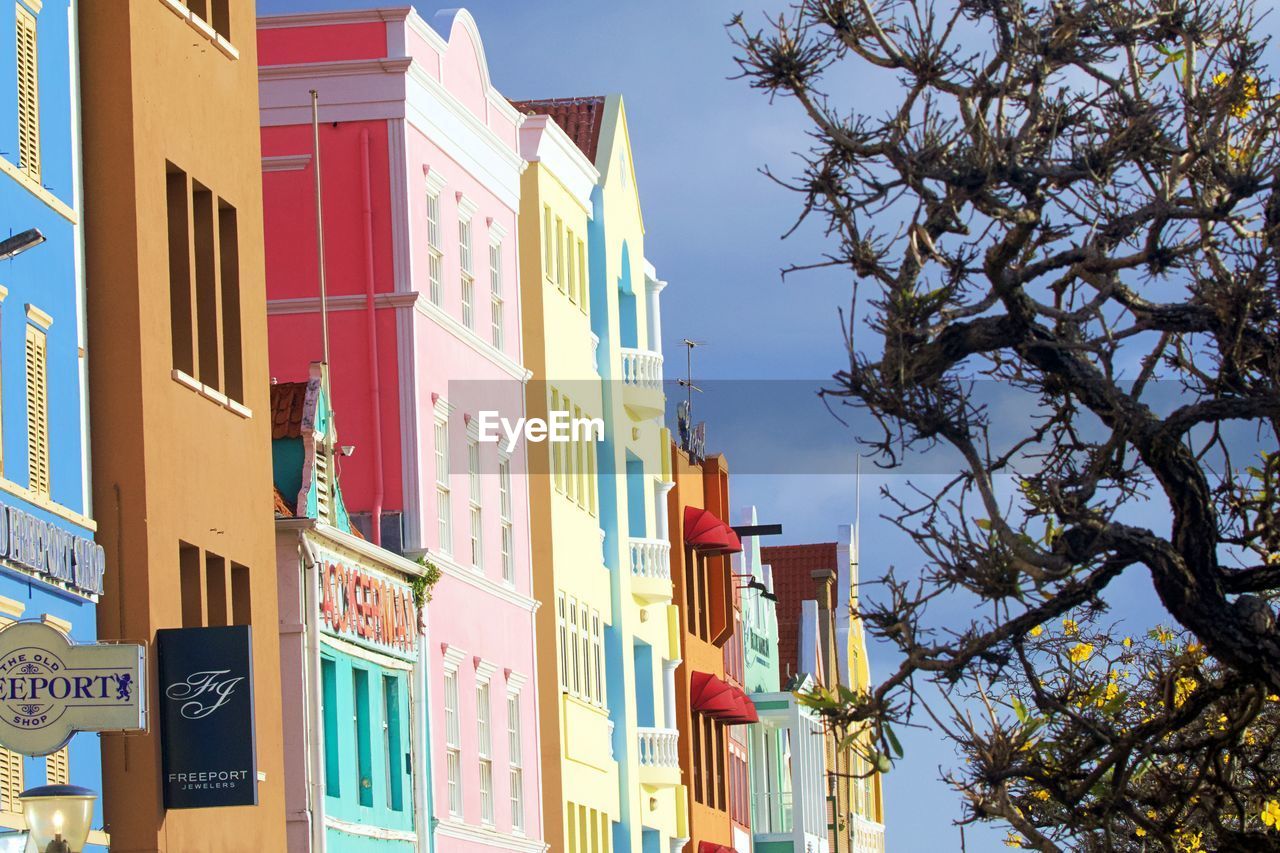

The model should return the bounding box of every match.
[299,532,327,851]
[361,127,385,544]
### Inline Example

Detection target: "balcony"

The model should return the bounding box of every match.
[629,537,672,604]
[619,347,664,419]
[850,814,886,853]
[636,726,681,787]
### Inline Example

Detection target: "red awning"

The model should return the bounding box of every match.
[683,506,742,555]
[698,843,738,853]
[691,671,739,716]
[691,671,758,724]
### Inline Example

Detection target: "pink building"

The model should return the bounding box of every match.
[258,8,544,851]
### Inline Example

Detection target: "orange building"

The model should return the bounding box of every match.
[668,445,755,853]
[79,1,287,849]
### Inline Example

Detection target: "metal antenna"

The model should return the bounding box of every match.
[677,338,706,420]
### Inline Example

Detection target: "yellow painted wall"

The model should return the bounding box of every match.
[519,123,618,853]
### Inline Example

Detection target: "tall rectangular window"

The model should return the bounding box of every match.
[567,597,581,697]
[192,181,220,390]
[179,542,203,628]
[467,436,482,569]
[578,604,591,704]
[489,242,504,349]
[498,457,514,584]
[586,437,597,516]
[542,206,553,279]
[556,592,569,693]
[564,396,577,505]
[566,229,577,304]
[24,324,48,496]
[476,680,494,825]
[574,405,586,506]
[507,692,524,832]
[321,657,340,796]
[15,4,39,181]
[427,190,443,305]
[435,418,452,554]
[443,667,461,815]
[459,217,474,329]
[554,217,564,290]
[591,611,605,706]
[383,675,404,811]
[218,201,243,402]
[166,165,195,375]
[550,389,565,493]
[577,241,589,312]
[353,667,373,807]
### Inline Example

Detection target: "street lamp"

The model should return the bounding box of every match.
[18,785,96,853]
[0,228,45,261]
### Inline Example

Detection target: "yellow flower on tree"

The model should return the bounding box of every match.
[1262,800,1280,829]
[1063,619,1079,636]
[1068,642,1094,664]
[1029,624,1043,638]
[1174,677,1198,708]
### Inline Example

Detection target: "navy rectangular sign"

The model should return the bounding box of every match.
[157,626,258,809]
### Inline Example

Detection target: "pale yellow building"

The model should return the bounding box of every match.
[513,95,685,853]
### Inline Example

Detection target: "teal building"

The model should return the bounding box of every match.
[272,364,434,851]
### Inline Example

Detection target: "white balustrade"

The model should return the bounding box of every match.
[636,726,679,768]
[850,814,886,853]
[629,537,671,581]
[619,348,663,390]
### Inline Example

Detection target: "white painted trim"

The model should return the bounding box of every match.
[325,813,417,842]
[516,115,598,209]
[319,634,414,672]
[433,818,548,852]
[278,516,429,578]
[266,292,419,315]
[424,166,448,194]
[388,118,414,295]
[257,6,412,29]
[486,219,507,243]
[442,644,466,670]
[259,56,413,81]
[474,658,498,682]
[414,297,531,382]
[0,157,76,222]
[25,304,53,329]
[456,192,479,220]
[262,154,311,172]
[505,670,527,692]
[409,549,538,613]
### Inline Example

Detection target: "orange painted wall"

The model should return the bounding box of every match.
[668,444,734,850]
[80,2,287,849]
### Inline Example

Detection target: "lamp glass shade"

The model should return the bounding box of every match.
[19,785,95,852]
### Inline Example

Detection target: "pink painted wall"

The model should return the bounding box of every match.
[259,10,542,847]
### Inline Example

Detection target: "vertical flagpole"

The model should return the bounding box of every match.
[310,90,332,416]
[309,87,338,495]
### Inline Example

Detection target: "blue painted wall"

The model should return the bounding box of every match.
[320,645,416,846]
[1,1,105,847]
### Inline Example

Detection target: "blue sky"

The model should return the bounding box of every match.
[257,2,1280,849]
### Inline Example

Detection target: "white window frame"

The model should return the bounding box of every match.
[507,689,524,833]
[434,411,452,554]
[443,664,462,816]
[489,239,504,350]
[498,455,514,584]
[467,434,482,570]
[476,677,494,826]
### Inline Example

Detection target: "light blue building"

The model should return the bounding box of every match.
[0,0,109,848]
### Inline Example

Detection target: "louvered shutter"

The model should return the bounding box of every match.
[25,326,49,495]
[0,747,23,812]
[16,5,40,180]
[44,747,68,785]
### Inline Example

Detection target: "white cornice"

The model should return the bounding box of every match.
[404,59,524,210]
[474,658,498,682]
[414,297,532,383]
[433,819,548,853]
[424,166,449,194]
[259,56,413,81]
[266,292,418,316]
[517,115,598,210]
[257,6,411,29]
[505,670,528,692]
[409,549,538,613]
[277,516,428,579]
[262,154,311,172]
[442,644,467,670]
[456,193,480,220]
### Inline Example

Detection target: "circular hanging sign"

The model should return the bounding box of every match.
[0,621,146,756]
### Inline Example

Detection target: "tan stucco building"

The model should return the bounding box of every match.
[79,1,286,848]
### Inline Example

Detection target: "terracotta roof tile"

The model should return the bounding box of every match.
[510,96,607,162]
[761,542,837,690]
[273,486,295,517]
[270,381,309,440]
